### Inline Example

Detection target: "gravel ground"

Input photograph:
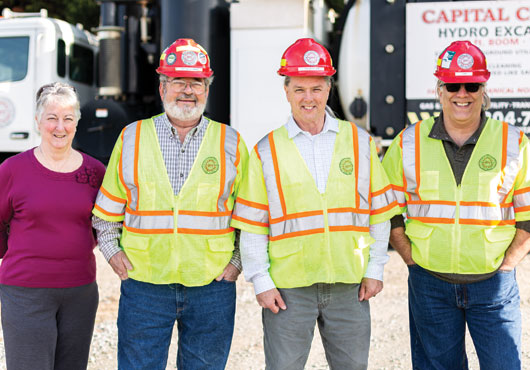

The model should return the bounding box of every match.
[0,250,529,369]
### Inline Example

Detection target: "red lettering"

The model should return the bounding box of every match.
[423,7,511,24]
[422,10,435,23]
[516,7,530,21]
[498,8,509,21]
[437,10,449,23]
[469,9,481,22]
[451,9,463,22]
[484,9,496,22]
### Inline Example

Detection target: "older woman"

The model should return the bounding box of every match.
[0,82,105,370]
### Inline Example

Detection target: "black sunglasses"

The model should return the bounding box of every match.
[443,83,482,93]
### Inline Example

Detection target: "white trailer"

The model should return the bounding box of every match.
[0,9,97,156]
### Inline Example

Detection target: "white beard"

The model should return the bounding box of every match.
[163,93,206,122]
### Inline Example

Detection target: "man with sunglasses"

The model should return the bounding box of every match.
[92,38,248,369]
[383,40,530,369]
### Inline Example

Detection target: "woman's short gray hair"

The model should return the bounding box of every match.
[435,79,491,111]
[35,82,81,121]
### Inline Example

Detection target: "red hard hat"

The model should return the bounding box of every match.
[156,38,213,78]
[434,40,490,83]
[278,38,336,77]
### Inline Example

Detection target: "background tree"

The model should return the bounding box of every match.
[0,0,99,30]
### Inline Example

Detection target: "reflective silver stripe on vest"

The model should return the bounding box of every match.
[270,214,325,237]
[356,128,371,211]
[125,212,174,230]
[121,121,140,210]
[514,191,530,210]
[120,119,239,232]
[218,126,239,212]
[260,122,372,238]
[392,188,407,206]
[257,135,284,220]
[178,214,232,230]
[408,203,456,219]
[233,201,269,225]
[497,124,521,203]
[460,205,514,221]
[403,120,521,223]
[95,191,125,215]
[401,124,420,202]
[371,188,397,213]
[328,211,370,227]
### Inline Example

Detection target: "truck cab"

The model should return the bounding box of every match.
[0,9,97,156]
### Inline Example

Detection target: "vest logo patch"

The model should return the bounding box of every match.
[202,157,219,174]
[339,158,354,175]
[479,154,496,171]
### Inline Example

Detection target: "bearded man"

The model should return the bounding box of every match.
[92,38,248,370]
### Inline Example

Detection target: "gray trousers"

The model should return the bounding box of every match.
[0,282,99,370]
[263,283,370,370]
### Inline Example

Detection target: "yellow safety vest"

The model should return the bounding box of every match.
[93,115,248,285]
[232,120,399,288]
[383,116,530,273]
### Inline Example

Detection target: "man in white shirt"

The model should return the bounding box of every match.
[231,38,400,370]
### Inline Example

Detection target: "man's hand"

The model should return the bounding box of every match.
[109,251,133,280]
[499,228,530,271]
[390,227,416,265]
[256,288,287,314]
[215,263,241,282]
[358,277,383,301]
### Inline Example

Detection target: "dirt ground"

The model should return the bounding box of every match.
[80,250,530,370]
[1,250,529,369]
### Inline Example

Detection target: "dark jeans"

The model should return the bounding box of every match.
[408,264,521,370]
[0,282,99,370]
[117,278,236,370]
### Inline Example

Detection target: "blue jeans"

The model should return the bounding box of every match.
[408,264,521,370]
[117,278,236,370]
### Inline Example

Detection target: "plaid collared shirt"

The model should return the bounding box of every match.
[93,114,241,269]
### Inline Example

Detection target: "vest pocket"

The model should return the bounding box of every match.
[269,240,305,287]
[122,234,151,278]
[207,237,235,252]
[419,171,439,199]
[270,240,302,258]
[124,233,151,251]
[197,183,218,206]
[206,236,235,278]
[140,181,157,209]
[483,228,515,268]
[404,222,434,265]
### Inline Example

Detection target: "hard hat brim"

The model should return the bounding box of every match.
[277,66,336,77]
[434,70,490,83]
[156,67,213,78]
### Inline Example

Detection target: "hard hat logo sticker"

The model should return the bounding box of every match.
[197,52,207,65]
[441,51,455,69]
[181,51,198,66]
[303,51,320,66]
[166,53,176,65]
[457,53,474,69]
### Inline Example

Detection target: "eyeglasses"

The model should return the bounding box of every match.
[167,79,206,94]
[443,83,482,93]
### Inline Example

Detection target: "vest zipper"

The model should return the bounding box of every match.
[453,186,462,272]
[322,194,333,283]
